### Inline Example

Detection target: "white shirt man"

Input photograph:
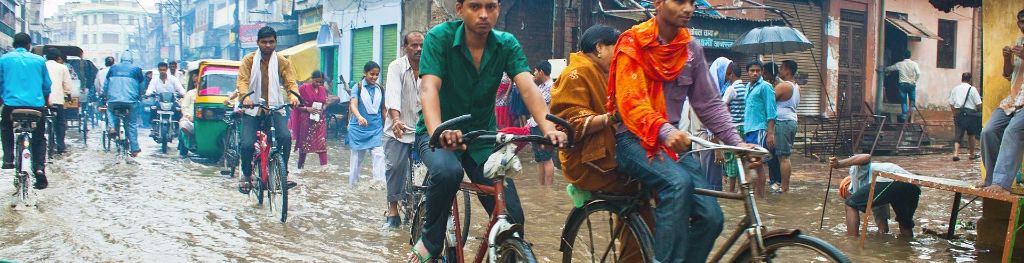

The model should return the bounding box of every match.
[948,82,982,111]
[885,58,921,85]
[146,71,186,97]
[46,60,73,105]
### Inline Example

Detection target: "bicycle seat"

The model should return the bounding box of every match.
[11,109,42,122]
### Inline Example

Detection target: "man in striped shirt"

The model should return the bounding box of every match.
[720,62,746,192]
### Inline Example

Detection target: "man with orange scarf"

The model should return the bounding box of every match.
[606,0,755,261]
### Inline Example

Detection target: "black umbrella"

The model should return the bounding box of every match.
[730,26,813,55]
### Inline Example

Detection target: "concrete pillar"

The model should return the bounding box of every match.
[975,198,1024,257]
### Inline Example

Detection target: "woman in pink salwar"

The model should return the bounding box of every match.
[289,70,329,168]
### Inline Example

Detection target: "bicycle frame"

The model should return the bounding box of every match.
[680,147,772,262]
[451,177,514,263]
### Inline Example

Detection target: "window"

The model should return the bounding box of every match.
[128,16,135,25]
[103,33,119,44]
[81,15,89,25]
[82,34,89,44]
[103,14,118,24]
[937,19,957,69]
[246,0,258,9]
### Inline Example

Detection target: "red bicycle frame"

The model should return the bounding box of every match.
[253,131,270,184]
[451,179,507,263]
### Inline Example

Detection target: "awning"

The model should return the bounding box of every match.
[885,17,941,41]
[316,23,341,47]
[279,41,320,81]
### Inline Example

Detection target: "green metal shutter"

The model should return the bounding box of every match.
[320,46,337,94]
[380,24,398,85]
[351,27,374,85]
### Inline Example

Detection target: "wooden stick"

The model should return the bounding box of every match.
[860,171,879,249]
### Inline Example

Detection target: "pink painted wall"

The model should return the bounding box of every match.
[884,0,977,110]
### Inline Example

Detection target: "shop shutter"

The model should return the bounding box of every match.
[380,24,399,85]
[767,0,825,116]
[351,27,373,85]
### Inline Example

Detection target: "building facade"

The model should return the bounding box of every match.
[47,1,148,65]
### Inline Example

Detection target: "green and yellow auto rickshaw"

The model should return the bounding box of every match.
[183,59,241,163]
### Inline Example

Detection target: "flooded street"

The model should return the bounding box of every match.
[0,127,997,262]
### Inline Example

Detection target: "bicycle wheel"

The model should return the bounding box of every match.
[496,237,539,263]
[15,135,29,203]
[270,154,288,223]
[409,199,427,246]
[560,202,655,263]
[731,234,851,263]
[265,157,280,218]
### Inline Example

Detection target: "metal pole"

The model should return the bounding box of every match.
[234,0,241,60]
[874,0,886,113]
[21,0,27,32]
[178,0,185,61]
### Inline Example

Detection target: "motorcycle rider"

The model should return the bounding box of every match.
[145,62,186,141]
[102,52,146,157]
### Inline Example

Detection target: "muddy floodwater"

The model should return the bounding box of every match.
[0,128,999,262]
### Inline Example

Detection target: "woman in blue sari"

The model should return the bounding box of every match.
[346,61,385,185]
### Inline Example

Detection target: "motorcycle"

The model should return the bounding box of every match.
[150,92,181,154]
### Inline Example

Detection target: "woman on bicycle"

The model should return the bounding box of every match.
[290,70,329,169]
[346,61,385,186]
[551,24,652,262]
[550,24,632,194]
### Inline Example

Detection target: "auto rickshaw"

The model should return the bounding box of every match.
[183,59,240,162]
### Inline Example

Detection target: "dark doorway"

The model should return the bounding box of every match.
[839,9,867,116]
[882,21,909,106]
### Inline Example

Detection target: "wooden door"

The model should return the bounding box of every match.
[839,9,867,116]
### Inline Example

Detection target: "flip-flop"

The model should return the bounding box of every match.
[409,239,433,263]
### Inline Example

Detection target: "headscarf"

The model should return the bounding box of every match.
[709,57,732,94]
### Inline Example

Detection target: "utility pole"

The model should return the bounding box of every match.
[20,0,27,32]
[177,0,185,61]
[234,0,241,60]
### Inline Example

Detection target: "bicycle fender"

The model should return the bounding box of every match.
[488,216,524,262]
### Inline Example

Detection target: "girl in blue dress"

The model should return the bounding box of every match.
[346,61,385,185]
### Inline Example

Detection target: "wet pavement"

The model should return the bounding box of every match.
[0,126,999,262]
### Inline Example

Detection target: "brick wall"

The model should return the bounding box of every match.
[498,0,554,67]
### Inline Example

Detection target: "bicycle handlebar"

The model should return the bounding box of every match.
[686,135,770,157]
[428,114,575,150]
[238,90,305,112]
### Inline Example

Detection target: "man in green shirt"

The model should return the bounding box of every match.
[410,0,567,260]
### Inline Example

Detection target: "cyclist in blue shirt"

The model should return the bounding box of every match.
[102,52,146,157]
[0,33,52,189]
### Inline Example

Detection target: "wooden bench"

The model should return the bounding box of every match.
[861,172,1024,262]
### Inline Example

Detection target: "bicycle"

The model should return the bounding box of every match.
[101,104,133,164]
[44,107,58,161]
[238,91,303,223]
[558,136,850,262]
[99,106,111,152]
[410,114,574,263]
[219,109,241,178]
[78,100,91,145]
[10,109,44,208]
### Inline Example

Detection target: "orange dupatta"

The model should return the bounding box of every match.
[606,18,692,160]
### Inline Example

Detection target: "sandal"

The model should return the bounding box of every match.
[408,240,433,263]
[238,179,253,194]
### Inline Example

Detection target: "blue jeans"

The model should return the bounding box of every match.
[414,133,524,256]
[108,104,140,153]
[981,108,1024,190]
[898,83,916,121]
[615,133,724,263]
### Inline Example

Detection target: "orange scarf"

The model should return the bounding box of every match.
[606,18,692,159]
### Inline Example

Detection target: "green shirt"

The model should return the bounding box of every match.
[416,20,532,164]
